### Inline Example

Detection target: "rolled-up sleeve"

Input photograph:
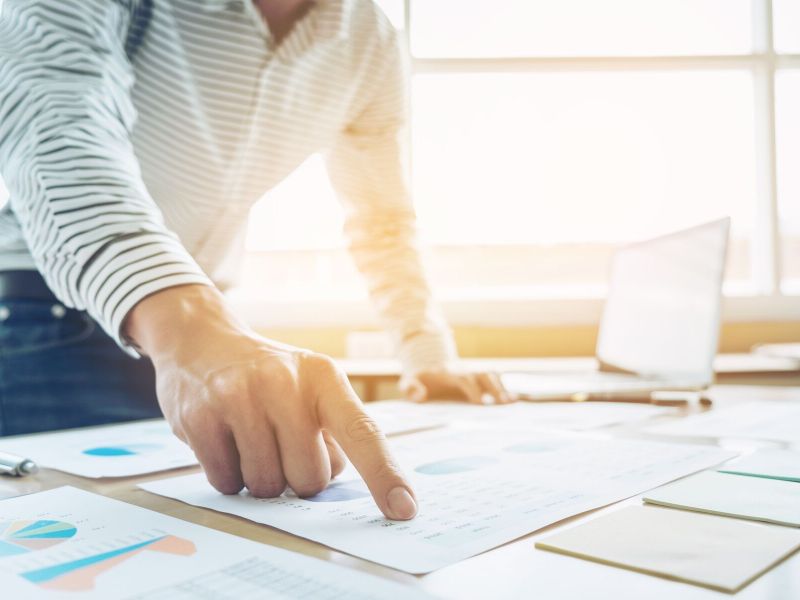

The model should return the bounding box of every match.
[325,28,457,375]
[0,0,212,353]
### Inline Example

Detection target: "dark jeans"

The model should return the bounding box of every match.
[0,298,161,436]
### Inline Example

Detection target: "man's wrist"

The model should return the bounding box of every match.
[123,284,245,362]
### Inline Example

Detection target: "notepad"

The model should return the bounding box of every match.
[719,449,800,483]
[536,505,800,593]
[643,470,800,528]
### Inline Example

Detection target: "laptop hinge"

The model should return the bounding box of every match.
[596,359,638,375]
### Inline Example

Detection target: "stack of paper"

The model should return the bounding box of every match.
[535,505,800,593]
[719,449,800,482]
[643,470,800,527]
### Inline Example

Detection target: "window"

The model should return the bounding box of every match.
[3,2,798,326]
[238,0,800,326]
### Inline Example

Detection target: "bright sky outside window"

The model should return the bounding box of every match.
[409,0,752,57]
[776,69,800,290]
[773,0,800,54]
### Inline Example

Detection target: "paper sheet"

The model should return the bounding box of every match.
[365,399,673,436]
[719,449,800,482]
[646,401,800,442]
[643,470,800,527]
[0,420,197,478]
[754,343,800,361]
[141,429,734,573]
[535,505,800,593]
[0,487,433,600]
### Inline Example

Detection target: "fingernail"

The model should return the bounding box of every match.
[387,486,417,520]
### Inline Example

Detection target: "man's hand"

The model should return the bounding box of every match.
[400,370,513,405]
[125,285,417,520]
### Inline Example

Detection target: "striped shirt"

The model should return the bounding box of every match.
[0,0,455,373]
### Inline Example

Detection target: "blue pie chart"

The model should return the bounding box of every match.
[82,443,162,457]
[305,481,370,502]
[415,456,498,475]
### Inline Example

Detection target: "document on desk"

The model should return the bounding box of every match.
[0,487,434,600]
[643,470,800,527]
[0,420,197,478]
[646,401,800,442]
[365,400,673,436]
[719,449,800,482]
[535,505,800,593]
[141,429,734,573]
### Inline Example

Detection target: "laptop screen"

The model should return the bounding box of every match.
[596,218,730,380]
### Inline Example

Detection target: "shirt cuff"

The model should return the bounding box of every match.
[76,232,214,357]
[396,326,458,376]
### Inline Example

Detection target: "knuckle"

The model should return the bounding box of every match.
[179,402,216,433]
[207,370,247,401]
[345,414,385,444]
[258,359,297,394]
[303,352,339,378]
[369,459,403,483]
[178,401,201,428]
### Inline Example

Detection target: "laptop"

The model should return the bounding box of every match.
[501,217,730,401]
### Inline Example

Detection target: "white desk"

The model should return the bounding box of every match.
[2,384,799,599]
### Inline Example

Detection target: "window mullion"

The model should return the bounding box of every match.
[751,0,782,295]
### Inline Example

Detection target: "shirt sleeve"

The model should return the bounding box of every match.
[0,0,212,354]
[325,26,457,376]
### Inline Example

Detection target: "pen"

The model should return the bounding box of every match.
[0,451,39,477]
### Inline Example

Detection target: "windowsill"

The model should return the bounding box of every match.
[226,287,800,329]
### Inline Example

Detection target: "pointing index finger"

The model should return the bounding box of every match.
[307,356,417,520]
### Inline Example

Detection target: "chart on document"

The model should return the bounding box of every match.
[142,428,735,573]
[0,487,434,599]
[0,420,197,477]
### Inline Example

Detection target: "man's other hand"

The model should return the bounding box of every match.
[400,370,513,405]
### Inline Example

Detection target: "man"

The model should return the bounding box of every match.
[0,0,508,521]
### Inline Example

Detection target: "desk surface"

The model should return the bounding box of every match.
[339,354,800,377]
[2,384,799,600]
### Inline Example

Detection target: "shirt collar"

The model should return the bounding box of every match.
[201,0,351,61]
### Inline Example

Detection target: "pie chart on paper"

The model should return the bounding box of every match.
[0,520,77,557]
[82,443,163,457]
